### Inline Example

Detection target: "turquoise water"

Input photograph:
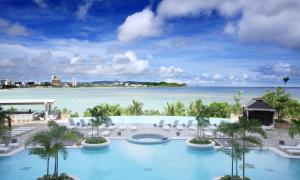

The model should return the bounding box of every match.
[0,140,300,180]
[0,87,299,113]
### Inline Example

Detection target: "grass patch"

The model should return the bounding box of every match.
[220,175,250,180]
[189,138,211,144]
[37,173,74,180]
[85,137,107,144]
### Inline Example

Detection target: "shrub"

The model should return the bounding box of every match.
[189,138,211,144]
[85,137,107,144]
[220,175,250,180]
[37,173,74,180]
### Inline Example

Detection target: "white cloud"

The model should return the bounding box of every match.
[33,0,48,8]
[224,22,236,35]
[117,8,162,42]
[272,63,291,74]
[157,66,183,77]
[0,18,29,36]
[76,1,93,20]
[212,73,223,80]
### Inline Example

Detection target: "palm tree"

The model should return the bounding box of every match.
[283,77,290,88]
[0,107,11,145]
[188,99,203,116]
[165,103,175,116]
[26,131,54,177]
[195,106,210,139]
[237,116,266,179]
[128,100,143,115]
[88,106,111,136]
[48,121,79,179]
[218,121,241,178]
[288,119,300,138]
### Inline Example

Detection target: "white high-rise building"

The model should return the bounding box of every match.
[71,78,77,87]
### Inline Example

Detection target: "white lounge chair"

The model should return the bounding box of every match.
[0,147,10,153]
[118,125,126,131]
[262,124,274,131]
[108,125,115,131]
[80,119,87,128]
[102,131,111,136]
[287,149,300,155]
[176,125,183,131]
[98,124,106,130]
[68,119,76,128]
[163,125,170,131]
[173,120,179,127]
[130,126,137,131]
[280,143,300,149]
[8,143,19,148]
[158,120,164,127]
[204,131,213,137]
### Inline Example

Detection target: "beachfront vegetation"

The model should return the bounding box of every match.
[26,121,80,180]
[208,102,231,118]
[187,99,203,116]
[262,87,300,122]
[231,91,243,116]
[127,100,144,115]
[164,101,186,116]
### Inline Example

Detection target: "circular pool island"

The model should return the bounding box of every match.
[127,133,170,144]
[186,138,215,150]
[82,137,110,149]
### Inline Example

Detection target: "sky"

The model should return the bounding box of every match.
[0,0,300,87]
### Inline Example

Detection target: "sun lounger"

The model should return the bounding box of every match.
[262,124,274,131]
[130,126,137,131]
[118,125,126,131]
[287,149,300,155]
[98,124,106,130]
[176,125,183,131]
[173,120,179,127]
[204,131,213,137]
[102,131,111,137]
[0,147,10,153]
[80,119,86,128]
[187,120,193,126]
[163,125,170,131]
[8,143,19,148]
[158,120,164,127]
[280,144,300,149]
[189,125,196,130]
[108,125,115,130]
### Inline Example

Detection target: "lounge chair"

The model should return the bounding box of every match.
[80,119,86,128]
[98,124,106,130]
[204,131,213,137]
[280,143,300,149]
[187,120,196,130]
[176,125,183,131]
[118,125,126,131]
[108,125,115,131]
[287,149,300,155]
[102,131,110,137]
[130,126,137,131]
[68,119,76,128]
[0,147,10,153]
[8,143,19,148]
[173,120,179,127]
[163,125,170,131]
[262,124,274,131]
[158,120,164,127]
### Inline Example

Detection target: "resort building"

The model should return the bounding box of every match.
[51,75,61,87]
[243,98,275,126]
[71,78,77,87]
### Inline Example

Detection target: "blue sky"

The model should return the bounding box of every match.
[0,0,300,86]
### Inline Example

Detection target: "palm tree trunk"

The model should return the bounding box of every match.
[47,157,50,176]
[231,137,233,178]
[91,125,94,137]
[235,158,238,176]
[242,131,245,179]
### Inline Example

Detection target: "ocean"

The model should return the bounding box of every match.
[0,87,299,114]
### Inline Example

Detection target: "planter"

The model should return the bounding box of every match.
[186,138,215,150]
[82,138,110,149]
[212,175,250,180]
[275,122,291,129]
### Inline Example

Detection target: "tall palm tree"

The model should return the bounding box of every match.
[26,131,54,177]
[237,116,266,179]
[188,99,203,116]
[48,121,79,179]
[218,121,241,178]
[0,107,11,145]
[283,77,290,88]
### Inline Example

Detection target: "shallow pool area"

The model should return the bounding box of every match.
[1,140,300,180]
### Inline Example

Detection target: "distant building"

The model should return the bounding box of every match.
[51,75,61,87]
[71,78,77,87]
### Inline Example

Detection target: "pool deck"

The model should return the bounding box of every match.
[1,120,300,159]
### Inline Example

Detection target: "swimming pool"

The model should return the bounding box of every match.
[1,140,299,180]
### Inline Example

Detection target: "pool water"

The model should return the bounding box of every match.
[1,140,300,180]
